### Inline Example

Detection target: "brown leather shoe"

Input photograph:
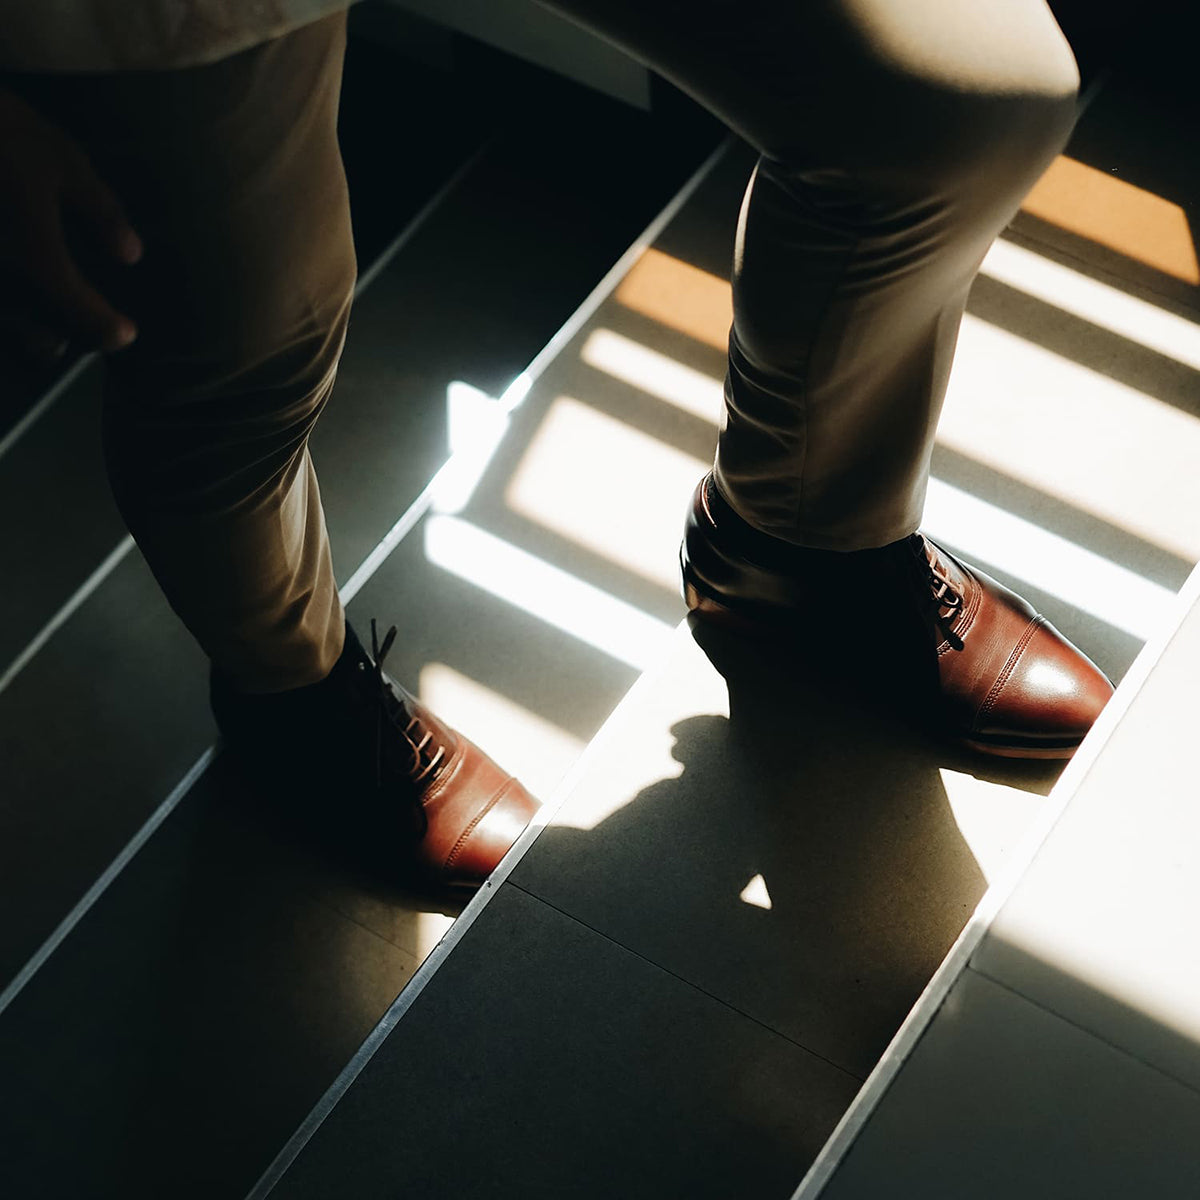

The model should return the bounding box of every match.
[681,476,1113,759]
[210,618,540,888]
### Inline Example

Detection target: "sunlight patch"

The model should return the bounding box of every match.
[739,874,773,910]
[506,395,709,592]
[1020,154,1200,285]
[614,247,731,350]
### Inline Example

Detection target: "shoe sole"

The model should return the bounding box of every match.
[958,734,1079,760]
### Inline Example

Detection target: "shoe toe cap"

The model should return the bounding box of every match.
[974,618,1113,752]
[446,776,541,885]
[420,743,541,887]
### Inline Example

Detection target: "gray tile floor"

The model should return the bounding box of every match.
[819,967,1200,1200]
[273,885,861,1200]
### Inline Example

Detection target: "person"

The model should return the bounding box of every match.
[0,0,1111,889]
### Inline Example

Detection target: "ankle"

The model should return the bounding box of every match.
[704,477,894,573]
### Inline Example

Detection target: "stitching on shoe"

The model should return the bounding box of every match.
[444,778,515,869]
[976,617,1043,727]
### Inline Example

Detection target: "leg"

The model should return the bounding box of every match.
[542,0,1080,546]
[540,0,1111,754]
[10,14,353,694]
[8,14,537,883]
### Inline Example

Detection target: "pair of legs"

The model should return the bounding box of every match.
[10,0,1078,694]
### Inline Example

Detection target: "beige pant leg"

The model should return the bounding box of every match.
[12,13,354,692]
[542,0,1080,548]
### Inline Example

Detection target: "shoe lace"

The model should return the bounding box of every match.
[909,534,964,622]
[365,618,446,833]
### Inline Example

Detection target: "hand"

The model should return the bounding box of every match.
[0,87,143,359]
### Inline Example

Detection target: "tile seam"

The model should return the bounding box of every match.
[507,880,864,1084]
[964,961,1200,1103]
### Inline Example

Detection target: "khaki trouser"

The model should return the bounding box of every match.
[6,1,1078,692]
[8,17,354,693]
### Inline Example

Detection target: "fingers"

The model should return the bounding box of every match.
[0,91,142,356]
[63,153,143,266]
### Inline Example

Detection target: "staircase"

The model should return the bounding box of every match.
[1,16,1197,1200]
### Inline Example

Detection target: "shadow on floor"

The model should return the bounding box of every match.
[515,619,1060,1080]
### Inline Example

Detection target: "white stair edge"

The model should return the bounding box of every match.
[790,556,1200,1200]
